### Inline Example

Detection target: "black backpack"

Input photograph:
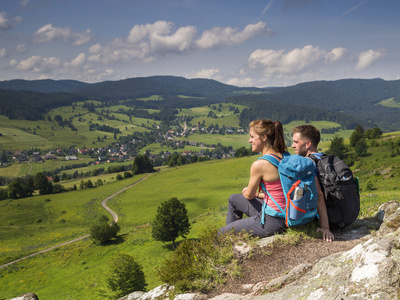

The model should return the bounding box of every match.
[309,153,360,229]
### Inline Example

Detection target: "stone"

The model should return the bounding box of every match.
[10,293,39,300]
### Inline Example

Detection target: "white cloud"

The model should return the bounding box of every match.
[355,49,385,71]
[190,68,220,79]
[90,21,271,65]
[227,77,254,87]
[0,12,22,30]
[248,45,348,76]
[0,48,6,58]
[328,47,347,62]
[33,24,93,46]
[9,55,60,72]
[0,12,11,29]
[64,53,86,67]
[89,43,102,54]
[196,21,273,49]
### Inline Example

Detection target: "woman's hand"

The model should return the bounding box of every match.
[317,227,334,242]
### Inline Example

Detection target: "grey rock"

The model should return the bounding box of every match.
[10,293,39,300]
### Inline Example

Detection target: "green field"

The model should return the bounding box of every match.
[177,133,249,149]
[1,131,400,299]
[0,156,253,299]
[1,97,399,299]
[377,97,400,108]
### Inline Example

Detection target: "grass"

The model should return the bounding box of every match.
[377,97,400,108]
[177,133,249,149]
[0,156,253,299]
[2,132,399,299]
[1,101,399,299]
[0,103,156,151]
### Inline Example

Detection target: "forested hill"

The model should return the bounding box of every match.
[0,79,90,93]
[0,76,399,131]
[230,78,400,131]
[0,76,263,100]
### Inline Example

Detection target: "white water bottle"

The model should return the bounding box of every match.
[293,186,304,200]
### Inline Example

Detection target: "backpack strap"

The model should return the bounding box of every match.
[308,152,325,164]
[257,153,286,224]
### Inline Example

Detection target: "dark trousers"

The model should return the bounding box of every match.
[219,193,286,237]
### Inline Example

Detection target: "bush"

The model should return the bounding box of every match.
[107,253,147,298]
[151,197,190,246]
[89,216,120,245]
[158,229,250,292]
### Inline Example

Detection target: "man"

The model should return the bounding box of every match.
[292,125,334,242]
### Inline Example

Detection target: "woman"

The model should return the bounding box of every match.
[219,119,288,237]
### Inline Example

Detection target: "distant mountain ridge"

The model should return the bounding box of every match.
[0,79,90,93]
[0,76,399,131]
[0,76,263,99]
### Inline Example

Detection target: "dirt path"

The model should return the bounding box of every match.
[101,173,151,223]
[0,173,152,270]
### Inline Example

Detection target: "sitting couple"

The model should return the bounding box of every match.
[219,119,334,242]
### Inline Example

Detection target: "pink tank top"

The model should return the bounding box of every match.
[261,179,286,212]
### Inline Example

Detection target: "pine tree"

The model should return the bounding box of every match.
[355,138,368,157]
[152,197,190,247]
[326,136,346,159]
[349,124,364,147]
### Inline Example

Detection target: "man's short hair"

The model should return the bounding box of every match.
[292,125,320,147]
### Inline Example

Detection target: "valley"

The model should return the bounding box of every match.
[0,76,400,299]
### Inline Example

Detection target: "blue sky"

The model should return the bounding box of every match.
[0,0,399,87]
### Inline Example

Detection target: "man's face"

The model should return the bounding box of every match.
[292,132,308,156]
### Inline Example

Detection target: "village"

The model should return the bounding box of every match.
[5,124,247,168]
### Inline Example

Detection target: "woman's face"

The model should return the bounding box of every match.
[249,127,264,152]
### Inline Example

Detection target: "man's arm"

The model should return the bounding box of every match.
[315,177,334,242]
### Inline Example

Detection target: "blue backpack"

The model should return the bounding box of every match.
[258,152,318,227]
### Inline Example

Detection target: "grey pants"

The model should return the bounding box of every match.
[219,193,286,237]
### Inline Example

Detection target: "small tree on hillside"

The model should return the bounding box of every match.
[34,172,53,195]
[326,136,346,159]
[349,124,364,147]
[131,154,154,175]
[90,215,120,245]
[106,253,147,298]
[354,138,368,157]
[152,197,190,247]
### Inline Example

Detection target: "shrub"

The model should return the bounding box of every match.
[158,229,250,292]
[89,216,120,245]
[106,253,147,298]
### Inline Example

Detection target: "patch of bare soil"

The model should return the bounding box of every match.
[204,237,359,298]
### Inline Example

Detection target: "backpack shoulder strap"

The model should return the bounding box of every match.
[257,151,289,167]
[308,152,326,164]
[257,154,281,167]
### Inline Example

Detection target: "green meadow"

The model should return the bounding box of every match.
[1,98,399,299]
[0,156,253,299]
[377,97,400,108]
[1,132,400,299]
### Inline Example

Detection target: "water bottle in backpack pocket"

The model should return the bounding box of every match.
[288,186,307,220]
